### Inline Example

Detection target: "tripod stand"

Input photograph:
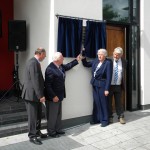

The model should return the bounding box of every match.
[13,51,22,102]
[0,51,22,102]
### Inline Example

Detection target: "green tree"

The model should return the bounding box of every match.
[103,4,120,20]
[118,17,129,22]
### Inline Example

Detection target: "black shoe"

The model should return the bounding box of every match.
[29,137,42,145]
[48,133,60,138]
[56,130,65,135]
[101,124,108,127]
[37,131,48,138]
[90,121,100,125]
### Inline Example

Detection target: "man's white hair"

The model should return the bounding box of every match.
[97,48,107,56]
[114,47,123,55]
[52,52,62,61]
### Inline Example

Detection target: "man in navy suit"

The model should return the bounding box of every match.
[45,52,81,137]
[82,49,113,127]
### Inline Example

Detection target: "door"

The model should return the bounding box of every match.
[106,25,126,112]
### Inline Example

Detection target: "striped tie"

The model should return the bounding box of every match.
[114,60,118,84]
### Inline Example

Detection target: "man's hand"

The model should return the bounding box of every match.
[53,96,59,102]
[76,54,81,62]
[40,96,46,103]
[104,91,109,96]
[80,54,85,60]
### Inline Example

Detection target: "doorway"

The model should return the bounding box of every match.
[106,25,126,112]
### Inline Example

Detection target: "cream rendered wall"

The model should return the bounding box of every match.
[14,0,103,120]
[14,0,50,82]
[140,0,150,106]
[54,0,102,119]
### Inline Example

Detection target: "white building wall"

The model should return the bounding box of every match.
[54,0,102,119]
[140,0,150,105]
[13,0,150,116]
[14,0,103,120]
[14,0,50,82]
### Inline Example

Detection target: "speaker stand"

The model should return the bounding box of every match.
[0,51,22,103]
[13,51,22,102]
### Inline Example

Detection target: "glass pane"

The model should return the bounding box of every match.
[103,0,129,22]
[133,0,138,22]
[133,0,136,17]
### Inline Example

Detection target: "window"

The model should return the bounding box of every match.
[103,0,129,23]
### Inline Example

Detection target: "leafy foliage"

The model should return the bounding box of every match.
[103,4,129,23]
[103,4,120,20]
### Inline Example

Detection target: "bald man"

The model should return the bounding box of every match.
[22,47,47,145]
[45,52,81,137]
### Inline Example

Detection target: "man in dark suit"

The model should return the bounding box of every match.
[108,47,127,124]
[82,49,113,127]
[45,52,80,137]
[22,47,47,145]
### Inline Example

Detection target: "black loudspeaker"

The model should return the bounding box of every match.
[8,20,26,51]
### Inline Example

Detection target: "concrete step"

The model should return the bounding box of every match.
[0,111,46,126]
[0,111,28,126]
[0,120,47,138]
[0,96,47,138]
[0,98,26,115]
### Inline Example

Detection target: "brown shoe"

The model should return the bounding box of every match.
[119,117,126,124]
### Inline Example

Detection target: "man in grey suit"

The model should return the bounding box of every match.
[22,47,47,145]
[108,47,127,124]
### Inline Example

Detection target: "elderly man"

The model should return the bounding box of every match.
[45,52,80,137]
[108,47,127,124]
[82,49,113,127]
[22,47,47,145]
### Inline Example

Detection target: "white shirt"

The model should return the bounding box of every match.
[94,62,102,77]
[111,59,122,85]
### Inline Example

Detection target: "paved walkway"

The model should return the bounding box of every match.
[0,109,150,150]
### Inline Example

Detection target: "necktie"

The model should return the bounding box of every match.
[59,66,65,78]
[38,62,42,71]
[114,60,118,84]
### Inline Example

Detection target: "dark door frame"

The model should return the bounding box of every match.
[106,21,140,111]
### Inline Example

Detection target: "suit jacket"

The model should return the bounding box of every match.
[45,59,78,101]
[109,57,127,89]
[82,58,113,91]
[21,57,44,102]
